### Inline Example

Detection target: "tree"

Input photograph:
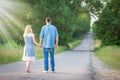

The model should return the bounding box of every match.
[24,0,90,45]
[93,0,120,46]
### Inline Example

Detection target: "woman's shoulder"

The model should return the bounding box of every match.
[23,33,34,37]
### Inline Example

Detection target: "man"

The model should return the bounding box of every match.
[39,17,58,73]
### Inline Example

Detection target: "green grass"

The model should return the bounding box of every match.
[93,39,102,51]
[0,46,68,64]
[0,48,23,64]
[0,40,81,64]
[35,46,68,59]
[95,46,120,70]
[67,40,82,49]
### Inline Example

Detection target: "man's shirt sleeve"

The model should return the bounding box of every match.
[39,27,44,38]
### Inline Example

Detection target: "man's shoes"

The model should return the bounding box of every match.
[42,70,56,73]
[42,70,48,73]
[50,71,56,73]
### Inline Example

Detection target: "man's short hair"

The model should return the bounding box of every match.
[46,17,51,23]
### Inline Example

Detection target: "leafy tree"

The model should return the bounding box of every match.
[1,0,100,46]
[93,0,120,46]
[23,0,90,45]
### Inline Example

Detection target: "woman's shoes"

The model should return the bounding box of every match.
[26,70,31,73]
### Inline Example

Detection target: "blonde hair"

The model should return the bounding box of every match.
[24,25,32,33]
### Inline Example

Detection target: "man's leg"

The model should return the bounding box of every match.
[43,48,49,71]
[49,48,55,71]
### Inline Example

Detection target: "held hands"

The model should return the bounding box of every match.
[38,43,42,48]
[39,44,42,48]
[38,44,58,48]
[35,43,42,48]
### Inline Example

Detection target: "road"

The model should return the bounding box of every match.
[0,32,95,80]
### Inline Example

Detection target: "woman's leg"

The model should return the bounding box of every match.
[26,61,31,73]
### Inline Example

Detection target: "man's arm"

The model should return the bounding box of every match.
[55,37,58,48]
[39,37,43,48]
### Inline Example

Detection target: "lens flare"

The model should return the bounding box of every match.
[0,0,30,42]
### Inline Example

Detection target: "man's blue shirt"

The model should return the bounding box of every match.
[39,23,58,48]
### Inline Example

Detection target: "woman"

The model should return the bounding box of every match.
[22,25,39,73]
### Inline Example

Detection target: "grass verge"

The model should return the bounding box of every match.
[67,40,82,49]
[94,40,120,70]
[0,40,81,64]
[35,46,68,59]
[0,46,68,64]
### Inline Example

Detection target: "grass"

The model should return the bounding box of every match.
[94,40,120,70]
[0,46,68,64]
[0,48,23,64]
[67,40,82,49]
[94,39,102,50]
[35,46,68,59]
[0,40,81,64]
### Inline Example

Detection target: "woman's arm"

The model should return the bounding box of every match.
[32,37,39,46]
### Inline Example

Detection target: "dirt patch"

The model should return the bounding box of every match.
[92,53,120,80]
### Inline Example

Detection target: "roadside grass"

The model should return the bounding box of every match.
[0,40,81,64]
[67,40,81,49]
[94,39,102,50]
[35,46,68,59]
[0,46,68,64]
[94,40,120,70]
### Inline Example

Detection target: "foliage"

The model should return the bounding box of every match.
[93,0,120,46]
[20,0,90,45]
[84,0,103,15]
[0,0,34,45]
[0,0,102,46]
[94,39,102,50]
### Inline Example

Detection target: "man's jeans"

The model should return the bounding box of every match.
[43,48,55,71]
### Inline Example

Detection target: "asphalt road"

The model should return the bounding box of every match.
[0,32,95,80]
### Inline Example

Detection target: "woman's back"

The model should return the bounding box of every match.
[23,33,34,45]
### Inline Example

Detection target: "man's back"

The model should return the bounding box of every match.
[40,23,58,48]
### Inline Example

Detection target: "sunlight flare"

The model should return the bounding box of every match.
[0,0,30,42]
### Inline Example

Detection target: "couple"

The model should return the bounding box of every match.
[22,17,59,73]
